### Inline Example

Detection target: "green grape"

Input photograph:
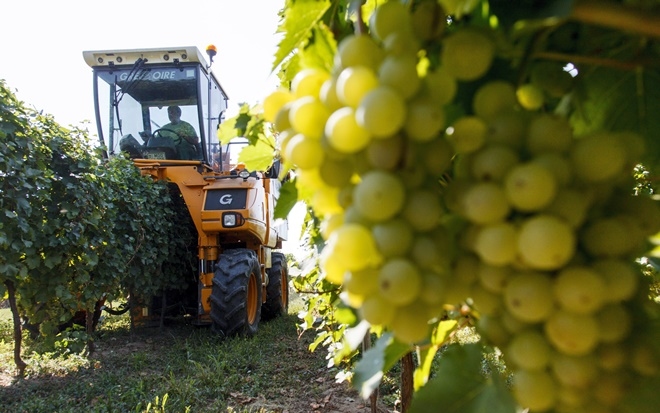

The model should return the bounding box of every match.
[551,353,599,388]
[291,68,331,98]
[336,66,380,108]
[504,162,557,212]
[336,34,385,70]
[592,372,628,407]
[591,259,639,303]
[476,314,511,347]
[486,111,527,148]
[453,253,480,285]
[544,310,599,356]
[370,0,413,41]
[342,205,372,226]
[310,186,343,217]
[553,266,606,314]
[474,221,518,266]
[501,310,528,334]
[581,217,636,257]
[356,86,407,138]
[512,370,558,412]
[379,258,422,306]
[630,342,659,376]
[263,89,294,123]
[344,267,380,296]
[530,61,574,98]
[441,28,495,81]
[410,0,446,41]
[360,294,395,326]
[378,54,421,99]
[318,157,354,188]
[319,247,348,285]
[597,303,632,343]
[404,97,446,142]
[470,284,502,315]
[390,301,431,344]
[470,144,520,182]
[531,152,573,187]
[424,65,457,105]
[288,96,330,140]
[556,384,589,410]
[420,272,448,305]
[366,134,404,170]
[273,101,294,133]
[382,30,420,57]
[325,106,372,154]
[504,271,555,323]
[409,236,442,270]
[517,214,576,270]
[571,132,627,183]
[421,138,454,176]
[478,262,512,293]
[320,213,343,240]
[597,343,627,371]
[461,182,511,225]
[527,113,573,155]
[284,133,325,170]
[319,77,343,113]
[446,116,487,154]
[402,189,443,232]
[616,130,646,169]
[372,218,414,258]
[353,170,406,222]
[326,223,382,272]
[516,83,545,110]
[472,80,517,120]
[544,188,590,229]
[506,329,552,371]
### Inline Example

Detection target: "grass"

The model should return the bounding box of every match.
[0,296,383,413]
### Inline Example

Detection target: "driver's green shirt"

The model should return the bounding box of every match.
[163,121,198,144]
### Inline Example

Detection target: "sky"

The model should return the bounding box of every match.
[1,0,285,127]
[1,0,307,254]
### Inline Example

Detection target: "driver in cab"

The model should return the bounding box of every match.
[163,106,198,145]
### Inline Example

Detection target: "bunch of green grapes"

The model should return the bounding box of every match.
[444,75,660,412]
[263,1,660,411]
[262,0,492,344]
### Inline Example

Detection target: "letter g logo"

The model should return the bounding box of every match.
[219,194,233,205]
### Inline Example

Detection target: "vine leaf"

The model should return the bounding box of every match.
[353,332,411,399]
[409,343,516,413]
[570,66,660,169]
[273,0,332,72]
[274,180,298,220]
[238,136,275,172]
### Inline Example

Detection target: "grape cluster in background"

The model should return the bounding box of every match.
[263,1,660,412]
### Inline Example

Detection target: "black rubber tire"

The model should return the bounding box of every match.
[210,249,262,337]
[261,252,289,321]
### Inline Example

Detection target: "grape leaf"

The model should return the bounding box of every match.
[274,180,298,220]
[237,136,275,172]
[299,25,337,73]
[273,0,332,72]
[570,66,660,169]
[353,332,411,399]
[409,343,516,413]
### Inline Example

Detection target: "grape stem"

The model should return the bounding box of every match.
[533,51,647,71]
[571,0,660,39]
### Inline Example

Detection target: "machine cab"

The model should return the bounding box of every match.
[83,46,229,165]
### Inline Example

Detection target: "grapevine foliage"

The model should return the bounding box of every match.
[0,80,195,369]
[237,0,660,412]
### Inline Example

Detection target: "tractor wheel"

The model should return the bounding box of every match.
[261,252,289,321]
[210,249,262,337]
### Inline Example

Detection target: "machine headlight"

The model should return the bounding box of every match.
[222,212,244,228]
[238,170,250,179]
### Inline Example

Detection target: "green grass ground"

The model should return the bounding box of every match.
[0,297,390,413]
